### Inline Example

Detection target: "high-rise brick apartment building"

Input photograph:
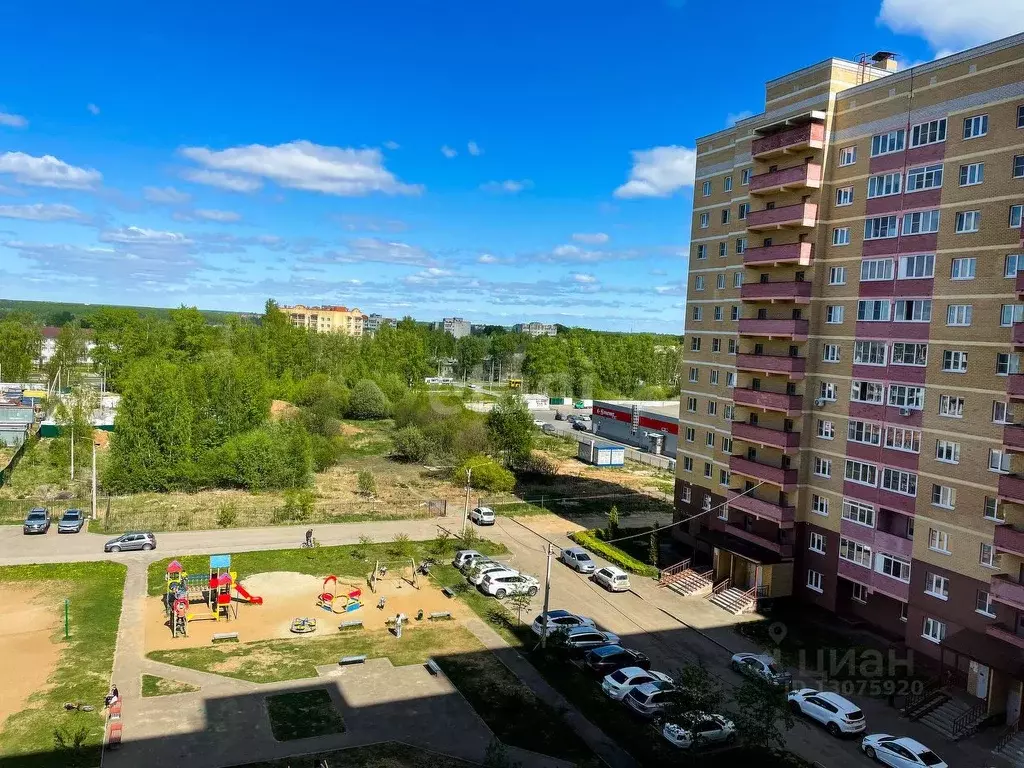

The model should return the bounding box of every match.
[673,33,1024,722]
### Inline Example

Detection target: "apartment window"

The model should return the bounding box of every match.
[683,456,693,472]
[989,449,1011,474]
[724,404,734,419]
[822,344,841,363]
[725,371,735,388]
[941,350,968,373]
[694,275,705,291]
[736,237,747,254]
[889,384,925,409]
[839,536,873,567]
[812,495,829,516]
[691,306,703,321]
[685,427,695,443]
[686,397,697,412]
[871,129,905,156]
[894,299,932,322]
[690,337,701,352]
[738,203,749,219]
[877,553,912,583]
[741,168,751,185]
[829,266,847,285]
[906,164,944,192]
[858,299,891,321]
[727,339,737,354]
[963,114,988,139]
[1015,156,1024,178]
[955,210,981,233]
[707,401,718,416]
[722,437,732,453]
[925,573,950,600]
[848,420,882,446]
[697,244,707,260]
[819,382,838,401]
[718,242,727,257]
[854,341,886,366]
[709,369,720,386]
[806,569,823,593]
[851,583,868,604]
[845,459,878,487]
[832,227,851,246]
[883,468,918,497]
[984,497,1005,523]
[861,258,894,281]
[950,257,976,280]
[927,530,951,557]
[825,305,844,324]
[688,367,699,383]
[980,543,997,568]
[724,175,733,192]
[867,171,902,198]
[922,617,946,644]
[838,146,857,166]
[835,186,854,206]
[994,400,1014,424]
[706,431,715,448]
[1012,206,1023,228]
[808,532,826,555]
[931,484,955,508]
[851,380,885,404]
[977,590,996,617]
[900,603,908,622]
[864,215,899,240]
[721,209,731,225]
[702,180,712,197]
[704,462,713,479]
[959,163,984,186]
[891,343,928,367]
[935,440,961,464]
[814,457,832,477]
[679,486,691,503]
[1019,104,1024,128]
[716,273,726,289]
[946,304,972,326]
[817,419,835,439]
[1006,254,1023,278]
[902,209,941,235]
[719,469,730,487]
[886,426,921,454]
[899,254,934,279]
[997,353,1021,376]
[910,118,946,147]
[938,395,964,418]
[712,307,723,323]
[842,499,875,528]
[732,271,743,288]
[699,212,709,229]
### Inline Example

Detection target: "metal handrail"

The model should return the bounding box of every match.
[901,678,941,717]
[996,722,1020,752]
[658,558,691,585]
[951,700,986,740]
[710,577,731,595]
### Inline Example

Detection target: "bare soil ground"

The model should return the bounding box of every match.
[0,585,62,726]
[270,400,299,421]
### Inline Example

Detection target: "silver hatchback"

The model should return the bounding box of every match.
[104,531,157,552]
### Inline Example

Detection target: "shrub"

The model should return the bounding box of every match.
[216,421,312,491]
[568,530,658,577]
[309,434,345,472]
[215,502,238,528]
[357,470,377,497]
[392,425,431,462]
[454,457,515,493]
[389,532,413,558]
[347,379,391,420]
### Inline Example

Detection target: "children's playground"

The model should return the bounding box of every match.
[145,554,472,653]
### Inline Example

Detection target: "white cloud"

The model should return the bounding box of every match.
[404,267,455,284]
[572,232,609,245]
[383,140,400,150]
[0,203,88,222]
[144,185,192,204]
[480,179,532,194]
[477,253,500,264]
[194,208,242,223]
[441,145,458,159]
[99,226,192,246]
[878,0,1023,51]
[467,141,482,156]
[726,110,754,127]
[181,168,263,193]
[571,272,597,284]
[0,151,102,190]
[180,140,422,196]
[614,145,696,199]
[0,112,28,129]
[311,237,436,267]
[87,103,101,116]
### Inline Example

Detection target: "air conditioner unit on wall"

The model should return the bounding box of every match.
[899,407,911,417]
[814,398,826,407]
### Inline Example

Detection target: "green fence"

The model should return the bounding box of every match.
[0,497,93,525]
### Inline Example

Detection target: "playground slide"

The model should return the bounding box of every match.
[234,584,263,605]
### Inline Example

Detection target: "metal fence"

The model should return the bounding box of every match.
[0,496,93,525]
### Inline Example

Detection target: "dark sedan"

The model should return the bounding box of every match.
[583,645,651,677]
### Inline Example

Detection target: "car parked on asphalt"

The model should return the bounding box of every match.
[601,667,673,701]
[624,679,676,719]
[104,531,157,552]
[468,506,496,526]
[57,509,86,533]
[593,565,631,592]
[730,652,792,687]
[530,609,595,637]
[452,549,482,569]
[554,411,566,421]
[559,546,596,574]
[23,507,51,535]
[469,564,515,586]
[788,688,865,736]
[460,552,496,573]
[860,734,947,767]
[479,571,539,599]
[532,419,546,427]
[561,626,620,655]
[662,712,736,749]
[583,645,650,678]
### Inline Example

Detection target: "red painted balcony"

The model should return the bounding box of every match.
[751,121,825,159]
[991,574,1024,610]
[1005,425,1024,452]
[1009,375,1024,401]
[731,422,800,452]
[734,387,802,414]
[994,525,1024,557]
[740,281,812,303]
[727,490,796,525]
[743,241,813,267]
[1013,324,1024,348]
[874,529,915,560]
[725,523,794,557]
[736,353,805,380]
[1016,271,1024,298]
[738,318,808,340]
[729,455,798,490]
[986,623,1024,651]
[999,473,1024,504]
[749,163,822,196]
[746,202,817,231]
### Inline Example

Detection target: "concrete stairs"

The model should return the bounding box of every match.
[707,587,757,615]
[995,729,1024,764]
[663,569,713,598]
[917,695,985,741]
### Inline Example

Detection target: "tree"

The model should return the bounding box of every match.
[46,324,87,385]
[648,532,659,566]
[483,739,522,768]
[51,390,96,477]
[454,335,487,380]
[504,590,533,625]
[663,662,725,725]
[169,306,213,360]
[454,457,515,492]
[357,470,377,497]
[347,379,391,420]
[0,319,41,381]
[392,425,431,462]
[607,505,620,536]
[486,392,534,468]
[731,676,795,752]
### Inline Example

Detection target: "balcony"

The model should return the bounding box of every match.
[1009,375,1024,401]
[749,163,823,196]
[986,623,1024,651]
[731,422,800,452]
[743,241,813,267]
[740,281,812,303]
[726,490,796,525]
[751,120,825,159]
[736,353,806,379]
[999,473,1024,504]
[994,524,1024,557]
[1013,324,1024,348]
[738,318,809,340]
[990,574,1024,610]
[746,202,818,231]
[734,387,803,414]
[725,523,794,557]
[1005,425,1024,452]
[874,530,915,560]
[1016,271,1024,298]
[729,455,798,490]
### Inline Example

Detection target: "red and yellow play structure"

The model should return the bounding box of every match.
[164,555,263,638]
[317,575,362,614]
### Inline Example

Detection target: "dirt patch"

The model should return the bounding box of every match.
[91,429,110,449]
[270,400,299,421]
[338,423,363,437]
[0,586,62,726]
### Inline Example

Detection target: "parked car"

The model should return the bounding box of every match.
[561,626,620,655]
[57,509,86,533]
[453,549,483,569]
[469,564,515,586]
[860,734,947,768]
[559,546,596,574]
[583,645,650,677]
[530,609,595,637]
[555,411,566,421]
[602,667,673,701]
[460,552,494,573]
[662,713,737,749]
[479,571,539,599]
[104,532,157,552]
[532,419,546,427]
[23,507,51,535]
[624,680,676,719]
[730,652,792,687]
[572,420,590,432]
[593,566,631,592]
[468,506,496,526]
[788,688,866,736]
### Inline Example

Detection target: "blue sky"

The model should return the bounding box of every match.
[0,0,1016,331]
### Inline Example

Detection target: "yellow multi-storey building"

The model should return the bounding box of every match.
[673,34,1024,732]
[280,304,365,336]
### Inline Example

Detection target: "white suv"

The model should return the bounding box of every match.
[469,564,514,586]
[788,689,865,736]
[469,506,496,526]
[479,571,539,598]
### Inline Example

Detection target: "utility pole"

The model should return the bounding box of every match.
[540,543,554,649]
[91,441,97,520]
[462,467,473,537]
[70,424,74,480]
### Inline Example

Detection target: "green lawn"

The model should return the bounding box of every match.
[140,674,199,697]
[265,689,345,741]
[0,561,126,768]
[236,742,479,768]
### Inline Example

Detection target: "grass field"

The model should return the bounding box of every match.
[140,674,199,697]
[236,742,479,768]
[265,689,345,741]
[0,561,126,768]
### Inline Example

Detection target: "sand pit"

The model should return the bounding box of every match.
[145,570,472,652]
[0,586,62,726]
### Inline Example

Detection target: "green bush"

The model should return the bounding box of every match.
[568,530,659,577]
[454,457,515,492]
[392,425,431,462]
[347,379,391,420]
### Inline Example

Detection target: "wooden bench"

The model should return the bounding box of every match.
[425,658,441,675]
[107,723,123,748]
[212,632,239,642]
[427,611,452,621]
[338,620,363,630]
[339,655,367,665]
[441,587,455,598]
[107,702,122,721]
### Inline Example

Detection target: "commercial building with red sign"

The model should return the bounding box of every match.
[590,401,679,458]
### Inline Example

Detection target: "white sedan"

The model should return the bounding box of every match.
[601,667,672,701]
[861,734,947,768]
[532,419,546,427]
[662,712,736,749]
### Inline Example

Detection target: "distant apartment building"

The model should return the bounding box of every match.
[281,305,364,336]
[514,322,557,337]
[673,34,1024,729]
[364,313,397,335]
[39,326,95,364]
[442,317,471,338]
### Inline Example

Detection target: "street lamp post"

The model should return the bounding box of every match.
[462,467,473,537]
[91,441,98,521]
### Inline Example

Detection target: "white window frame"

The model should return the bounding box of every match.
[902,209,940,235]
[871,129,905,157]
[819,382,838,402]
[858,299,891,322]
[812,494,829,516]
[851,583,868,604]
[832,227,850,246]
[962,114,988,140]
[876,552,912,584]
[825,305,844,324]
[845,459,878,488]
[806,569,823,593]
[928,529,950,555]
[822,344,841,363]
[891,342,927,367]
[813,456,832,478]
[864,215,899,240]
[829,266,847,285]
[946,304,972,326]
[910,118,946,148]
[959,162,984,186]
[860,258,894,282]
[848,419,882,447]
[950,257,976,280]
[701,180,712,197]
[841,499,875,528]
[938,395,965,418]
[808,532,826,555]
[924,572,949,600]
[867,171,902,199]
[882,467,918,497]
[885,426,921,454]
[922,617,947,644]
[887,384,925,410]
[851,380,886,404]
[835,186,854,206]
[817,419,836,440]
[854,340,886,366]
[931,484,956,509]
[699,212,709,229]
[838,146,857,166]
[955,210,981,233]
[935,440,960,464]
[839,536,873,567]
[906,164,943,191]
[899,254,934,279]
[941,350,968,373]
[989,449,1011,474]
